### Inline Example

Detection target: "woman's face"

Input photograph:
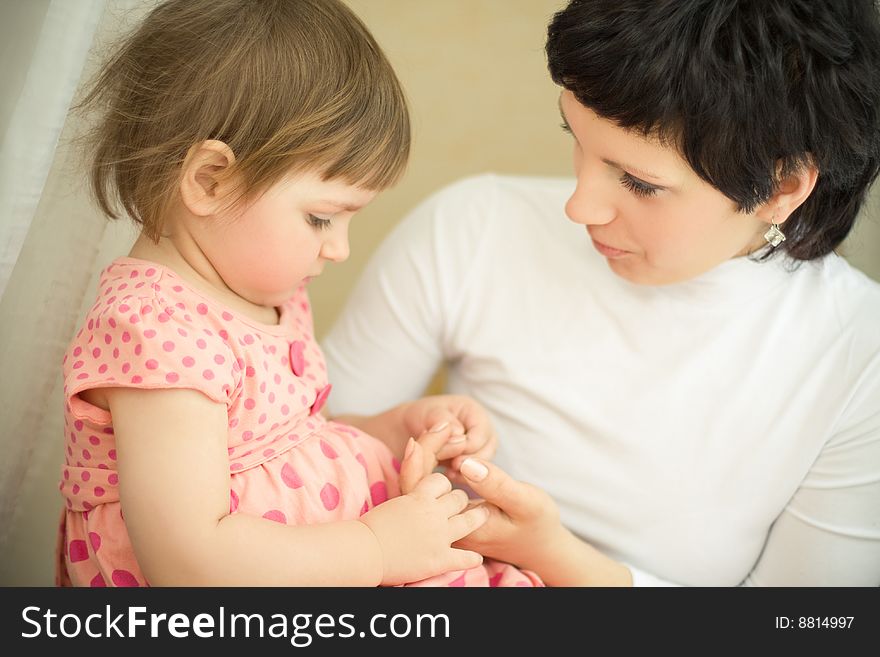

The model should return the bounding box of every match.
[559,90,768,286]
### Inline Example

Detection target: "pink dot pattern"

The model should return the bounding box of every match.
[56,258,541,588]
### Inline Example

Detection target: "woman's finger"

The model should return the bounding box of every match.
[415,424,457,460]
[458,457,539,518]
[446,433,497,472]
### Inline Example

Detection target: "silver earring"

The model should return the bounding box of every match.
[764,212,786,247]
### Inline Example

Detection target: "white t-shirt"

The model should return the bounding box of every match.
[323,174,880,586]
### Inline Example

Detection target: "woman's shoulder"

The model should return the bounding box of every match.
[804,254,880,343]
[427,173,574,215]
[398,173,576,247]
[818,254,880,309]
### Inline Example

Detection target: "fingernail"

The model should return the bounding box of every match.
[460,458,488,482]
[447,434,467,444]
[429,421,449,432]
[404,437,415,459]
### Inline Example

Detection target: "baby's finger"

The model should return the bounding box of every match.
[445,548,484,573]
[438,487,469,517]
[411,471,453,499]
[398,438,422,494]
[447,505,490,542]
[451,502,505,552]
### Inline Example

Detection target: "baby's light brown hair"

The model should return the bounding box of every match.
[79,0,410,241]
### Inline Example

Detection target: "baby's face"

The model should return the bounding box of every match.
[200,170,377,307]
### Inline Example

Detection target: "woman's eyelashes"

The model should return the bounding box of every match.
[560,122,661,199]
[619,174,660,198]
[306,214,333,230]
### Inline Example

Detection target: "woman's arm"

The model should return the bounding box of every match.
[457,405,880,587]
[741,403,880,586]
[106,386,486,586]
[330,404,412,459]
[321,211,446,418]
[322,177,499,419]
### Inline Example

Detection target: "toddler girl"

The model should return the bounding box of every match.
[56,0,540,587]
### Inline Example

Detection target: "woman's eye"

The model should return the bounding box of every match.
[619,174,660,198]
[307,214,332,230]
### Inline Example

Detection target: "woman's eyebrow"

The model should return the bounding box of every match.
[558,98,667,184]
[602,159,666,184]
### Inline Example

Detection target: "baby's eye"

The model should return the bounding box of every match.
[306,214,332,230]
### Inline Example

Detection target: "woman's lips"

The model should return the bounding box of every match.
[591,238,630,259]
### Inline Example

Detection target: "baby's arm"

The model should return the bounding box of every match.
[103,386,486,586]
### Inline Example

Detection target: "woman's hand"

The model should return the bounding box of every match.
[452,458,633,586]
[450,457,564,571]
[398,395,498,472]
[330,395,497,472]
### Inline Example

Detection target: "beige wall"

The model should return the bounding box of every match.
[1,0,877,586]
[310,0,574,337]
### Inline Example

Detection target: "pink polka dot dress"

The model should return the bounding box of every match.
[56,258,541,588]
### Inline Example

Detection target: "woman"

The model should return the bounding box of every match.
[323,0,880,585]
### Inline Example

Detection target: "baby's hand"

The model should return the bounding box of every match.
[358,471,488,586]
[400,395,498,474]
[397,430,453,494]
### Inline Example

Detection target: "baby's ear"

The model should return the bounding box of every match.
[179,139,236,216]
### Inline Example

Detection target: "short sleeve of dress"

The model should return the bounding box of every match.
[63,265,237,423]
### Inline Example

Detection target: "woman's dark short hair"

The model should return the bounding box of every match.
[547,0,880,261]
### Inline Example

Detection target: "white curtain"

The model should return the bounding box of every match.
[0,0,106,298]
[0,0,146,585]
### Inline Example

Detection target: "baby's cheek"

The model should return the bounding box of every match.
[232,243,314,302]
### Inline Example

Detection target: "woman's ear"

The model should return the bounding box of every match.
[179,140,237,216]
[756,160,819,226]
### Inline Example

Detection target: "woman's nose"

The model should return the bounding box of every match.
[565,176,616,226]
